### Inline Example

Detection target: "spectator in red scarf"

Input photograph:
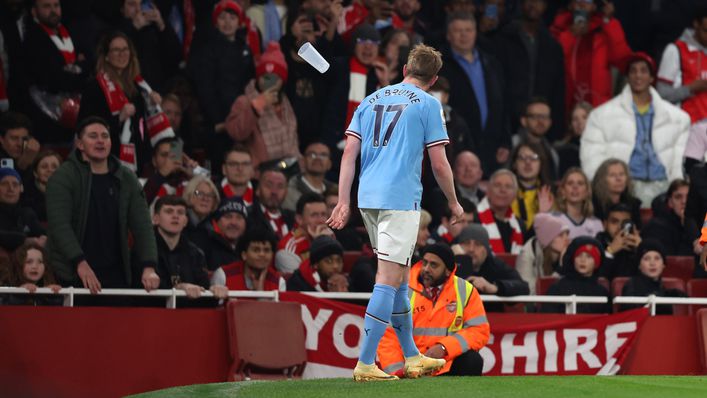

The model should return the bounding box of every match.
[247,168,295,241]
[218,145,255,204]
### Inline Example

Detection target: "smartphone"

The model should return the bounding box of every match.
[261,73,279,91]
[0,158,14,169]
[484,4,498,19]
[621,220,633,235]
[169,139,183,161]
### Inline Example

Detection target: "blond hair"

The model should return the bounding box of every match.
[405,44,443,84]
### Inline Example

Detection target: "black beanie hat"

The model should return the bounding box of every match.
[310,236,344,265]
[422,242,456,271]
[637,239,667,263]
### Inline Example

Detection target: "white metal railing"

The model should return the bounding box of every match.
[613,295,707,316]
[1,287,619,314]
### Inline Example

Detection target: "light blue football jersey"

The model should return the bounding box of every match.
[346,82,449,210]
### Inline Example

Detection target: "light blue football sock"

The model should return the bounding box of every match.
[390,283,420,358]
[358,283,397,365]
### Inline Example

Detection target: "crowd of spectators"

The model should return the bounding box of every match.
[2,0,707,314]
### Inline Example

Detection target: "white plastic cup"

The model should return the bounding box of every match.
[298,42,330,73]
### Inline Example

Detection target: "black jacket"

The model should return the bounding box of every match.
[439,46,510,175]
[188,219,240,271]
[619,273,686,315]
[246,199,295,241]
[542,236,611,314]
[20,179,48,223]
[0,204,45,251]
[117,18,182,93]
[455,253,530,313]
[641,212,699,257]
[492,20,566,142]
[155,230,210,289]
[188,29,254,126]
[286,269,316,292]
[595,231,639,280]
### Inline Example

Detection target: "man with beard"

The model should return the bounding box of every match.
[190,196,248,271]
[23,0,87,142]
[247,168,295,241]
[377,242,489,376]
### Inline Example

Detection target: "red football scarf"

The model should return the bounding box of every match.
[220,178,253,205]
[262,204,288,239]
[297,258,324,292]
[38,22,76,65]
[346,57,368,129]
[477,197,524,254]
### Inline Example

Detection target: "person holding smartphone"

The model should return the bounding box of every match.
[225,42,300,170]
[0,112,41,176]
[594,203,642,279]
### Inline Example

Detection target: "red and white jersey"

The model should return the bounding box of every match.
[658,29,707,122]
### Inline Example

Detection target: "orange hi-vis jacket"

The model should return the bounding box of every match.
[377,261,491,376]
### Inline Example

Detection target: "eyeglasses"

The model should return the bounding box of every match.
[305,152,329,160]
[194,190,216,199]
[518,154,540,162]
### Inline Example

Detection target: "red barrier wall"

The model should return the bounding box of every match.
[0,307,702,398]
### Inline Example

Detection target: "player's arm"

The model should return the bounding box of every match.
[327,134,361,229]
[428,144,463,224]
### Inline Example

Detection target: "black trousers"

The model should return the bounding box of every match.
[443,350,484,376]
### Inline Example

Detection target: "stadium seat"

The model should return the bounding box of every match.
[343,251,362,273]
[688,279,707,315]
[664,256,695,283]
[697,309,707,373]
[226,300,307,381]
[613,277,687,315]
[496,253,517,268]
[535,276,559,296]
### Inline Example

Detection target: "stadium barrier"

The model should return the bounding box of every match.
[1,287,615,315]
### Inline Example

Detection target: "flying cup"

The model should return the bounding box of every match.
[298,42,330,73]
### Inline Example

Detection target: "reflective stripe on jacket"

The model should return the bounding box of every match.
[377,261,491,375]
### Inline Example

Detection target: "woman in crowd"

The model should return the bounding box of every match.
[552,167,603,239]
[592,158,643,229]
[78,31,164,174]
[510,142,553,232]
[541,236,611,314]
[21,150,62,223]
[619,240,686,315]
[380,29,412,85]
[555,102,592,177]
[182,175,221,235]
[2,242,62,306]
[516,213,570,295]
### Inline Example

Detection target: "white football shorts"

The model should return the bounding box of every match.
[360,209,421,266]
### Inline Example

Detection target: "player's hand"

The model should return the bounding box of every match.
[425,344,446,359]
[448,202,465,225]
[327,202,350,230]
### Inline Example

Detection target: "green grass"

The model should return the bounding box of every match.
[128,376,707,398]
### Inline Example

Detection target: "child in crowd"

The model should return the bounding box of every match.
[2,242,62,306]
[541,237,610,314]
[516,213,570,295]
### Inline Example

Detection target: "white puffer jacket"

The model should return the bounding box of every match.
[580,85,690,181]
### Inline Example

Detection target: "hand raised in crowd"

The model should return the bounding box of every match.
[308,224,334,239]
[327,202,350,230]
[538,185,554,213]
[372,60,390,87]
[119,103,136,122]
[144,7,165,31]
[327,273,349,292]
[209,285,229,300]
[292,14,316,43]
[601,0,615,20]
[467,276,499,294]
[252,86,280,113]
[149,91,162,106]
[178,283,204,299]
[18,136,40,171]
[425,344,447,359]
[131,9,150,30]
[77,260,101,294]
[141,267,160,291]
[496,147,510,164]
[607,228,641,255]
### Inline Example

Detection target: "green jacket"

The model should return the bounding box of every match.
[46,150,157,286]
